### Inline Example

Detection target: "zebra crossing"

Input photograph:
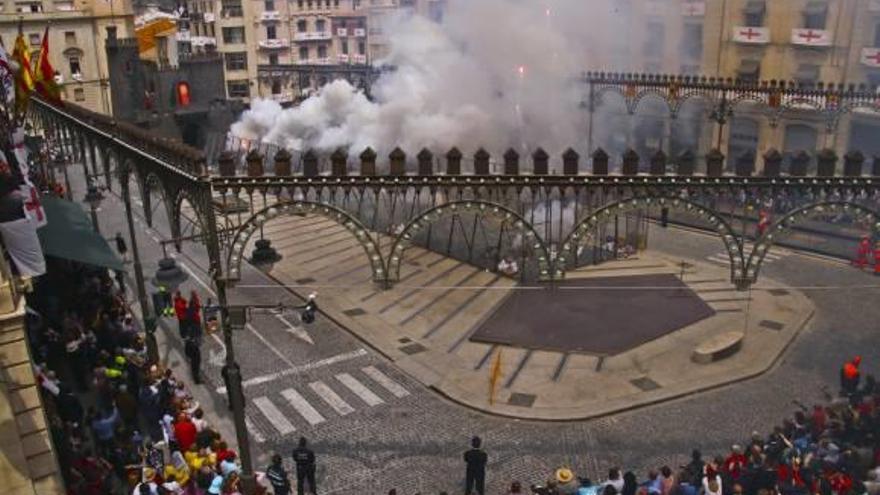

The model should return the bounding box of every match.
[248,365,411,439]
[705,242,788,267]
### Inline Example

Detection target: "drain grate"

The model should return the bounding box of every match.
[342,308,367,317]
[398,337,412,344]
[768,289,790,296]
[507,393,536,408]
[630,376,661,391]
[399,343,427,355]
[295,277,316,284]
[759,320,785,331]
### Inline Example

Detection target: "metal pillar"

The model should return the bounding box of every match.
[200,179,257,495]
[122,180,156,362]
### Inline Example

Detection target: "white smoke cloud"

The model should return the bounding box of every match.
[231,0,635,158]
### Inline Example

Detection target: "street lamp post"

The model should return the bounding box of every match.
[84,181,104,234]
[214,278,258,494]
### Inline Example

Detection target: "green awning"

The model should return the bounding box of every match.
[37,196,124,271]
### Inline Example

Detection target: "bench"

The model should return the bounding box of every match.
[692,331,744,364]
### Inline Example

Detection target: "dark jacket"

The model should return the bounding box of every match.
[464,448,487,474]
[292,447,316,471]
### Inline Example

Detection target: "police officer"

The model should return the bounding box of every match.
[291,436,317,495]
[464,436,487,495]
[266,454,292,495]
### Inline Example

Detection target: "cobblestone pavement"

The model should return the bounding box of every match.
[87,176,878,494]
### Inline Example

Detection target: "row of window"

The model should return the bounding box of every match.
[295,0,342,10]
[741,1,828,30]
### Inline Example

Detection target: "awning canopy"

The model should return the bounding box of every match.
[37,196,124,271]
[744,0,766,15]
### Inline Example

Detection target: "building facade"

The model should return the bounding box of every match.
[0,0,135,114]
[590,0,880,172]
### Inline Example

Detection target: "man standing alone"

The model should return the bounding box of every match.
[464,436,488,495]
[292,436,317,495]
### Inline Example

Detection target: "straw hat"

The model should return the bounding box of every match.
[556,468,574,484]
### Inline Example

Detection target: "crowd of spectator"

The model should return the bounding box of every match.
[25,255,247,494]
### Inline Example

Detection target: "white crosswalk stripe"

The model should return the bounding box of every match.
[706,243,786,266]
[245,417,266,443]
[253,397,296,435]
[281,388,326,425]
[336,373,385,406]
[362,366,410,398]
[309,381,355,416]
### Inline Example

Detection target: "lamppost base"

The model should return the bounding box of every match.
[250,239,281,265]
[152,257,189,289]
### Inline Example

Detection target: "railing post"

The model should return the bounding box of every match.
[246,150,264,177]
[762,149,782,177]
[650,149,667,175]
[677,150,695,176]
[532,148,549,175]
[816,148,837,177]
[735,150,755,177]
[218,150,237,176]
[417,148,433,175]
[389,147,406,175]
[843,150,865,177]
[503,148,519,175]
[622,148,639,175]
[274,148,292,176]
[592,148,608,175]
[302,149,319,177]
[561,148,578,175]
[446,147,462,175]
[360,147,377,176]
[474,148,490,175]
[706,148,724,177]
[790,151,810,176]
[331,148,348,176]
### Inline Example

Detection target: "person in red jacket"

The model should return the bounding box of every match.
[173,291,189,338]
[841,356,862,396]
[757,210,771,237]
[722,445,747,480]
[173,413,197,452]
[854,235,871,269]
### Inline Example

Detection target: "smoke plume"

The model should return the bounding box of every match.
[231,0,634,158]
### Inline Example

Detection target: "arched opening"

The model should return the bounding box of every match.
[558,196,744,283]
[225,201,385,284]
[387,200,554,283]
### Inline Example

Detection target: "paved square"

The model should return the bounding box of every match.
[470,274,715,355]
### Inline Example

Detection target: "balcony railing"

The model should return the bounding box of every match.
[176,30,191,41]
[336,27,347,36]
[260,10,281,22]
[337,53,349,63]
[221,7,243,17]
[294,57,331,65]
[293,31,332,41]
[791,28,832,47]
[259,38,290,49]
[203,12,215,22]
[190,35,217,47]
[352,54,366,64]
[353,28,366,37]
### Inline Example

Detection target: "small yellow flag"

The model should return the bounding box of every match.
[489,347,502,405]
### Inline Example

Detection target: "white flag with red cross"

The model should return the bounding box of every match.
[733,26,770,44]
[791,28,832,47]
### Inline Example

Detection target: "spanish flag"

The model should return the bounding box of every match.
[11,31,34,113]
[33,27,61,105]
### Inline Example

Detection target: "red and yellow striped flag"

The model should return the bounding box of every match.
[11,31,34,113]
[33,26,62,105]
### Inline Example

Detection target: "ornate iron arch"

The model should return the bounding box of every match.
[224,201,386,285]
[386,200,554,283]
[746,201,880,282]
[556,196,745,284]
[671,91,718,118]
[629,89,674,116]
[143,172,175,229]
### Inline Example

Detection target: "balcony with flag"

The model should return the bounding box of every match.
[791,28,832,47]
[258,38,290,49]
[862,48,880,68]
[732,26,769,45]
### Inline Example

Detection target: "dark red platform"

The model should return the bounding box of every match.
[470,274,715,356]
